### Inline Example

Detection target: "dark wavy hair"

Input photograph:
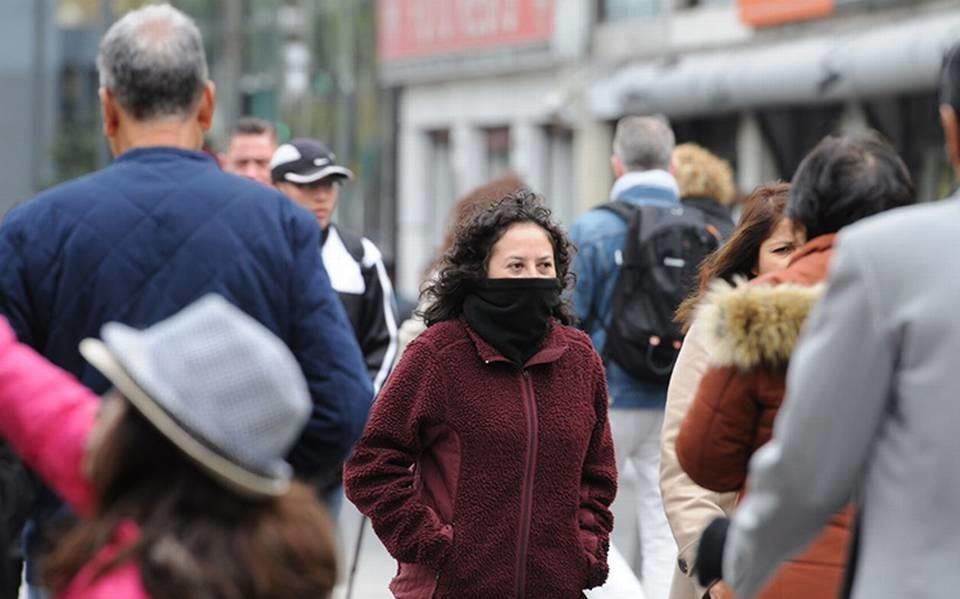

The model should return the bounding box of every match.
[420,188,576,326]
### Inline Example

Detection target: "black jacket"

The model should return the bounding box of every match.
[681,196,736,241]
[322,225,399,393]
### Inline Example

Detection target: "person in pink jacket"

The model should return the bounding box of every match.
[0,295,337,598]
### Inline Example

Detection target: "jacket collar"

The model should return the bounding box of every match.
[114,146,215,165]
[788,233,836,267]
[682,197,732,220]
[610,169,680,202]
[461,317,569,368]
[697,280,825,370]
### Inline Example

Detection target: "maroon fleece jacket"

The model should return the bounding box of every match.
[344,318,617,598]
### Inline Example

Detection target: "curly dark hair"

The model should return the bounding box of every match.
[420,188,576,326]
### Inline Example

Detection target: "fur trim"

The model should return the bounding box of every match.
[696,279,825,370]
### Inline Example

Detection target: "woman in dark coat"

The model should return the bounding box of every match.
[345,189,617,599]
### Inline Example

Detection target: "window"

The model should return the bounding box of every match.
[599,0,663,21]
[484,127,512,181]
[542,125,575,226]
[426,130,455,246]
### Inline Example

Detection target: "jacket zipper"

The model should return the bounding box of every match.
[514,370,538,598]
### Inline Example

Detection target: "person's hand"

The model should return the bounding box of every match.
[696,517,730,587]
[707,581,735,599]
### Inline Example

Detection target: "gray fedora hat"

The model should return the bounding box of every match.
[79,294,310,498]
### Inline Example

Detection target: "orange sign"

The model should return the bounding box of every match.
[378,0,556,62]
[739,0,835,27]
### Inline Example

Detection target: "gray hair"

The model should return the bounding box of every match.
[613,115,675,172]
[97,4,208,121]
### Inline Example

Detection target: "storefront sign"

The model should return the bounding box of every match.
[739,0,835,27]
[378,0,555,62]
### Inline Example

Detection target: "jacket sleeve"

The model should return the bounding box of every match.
[285,209,374,480]
[357,239,399,394]
[343,336,453,569]
[0,319,95,516]
[569,219,602,332]
[676,365,759,493]
[724,237,895,599]
[0,210,40,348]
[578,348,618,589]
[660,320,738,590]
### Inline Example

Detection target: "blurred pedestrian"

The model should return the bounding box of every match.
[571,115,701,599]
[660,183,797,599]
[221,117,277,185]
[672,143,737,240]
[395,173,526,358]
[345,190,617,598]
[271,138,399,395]
[690,42,960,599]
[0,5,372,595]
[678,133,916,598]
[0,296,337,598]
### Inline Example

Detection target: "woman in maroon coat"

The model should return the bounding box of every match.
[345,189,617,599]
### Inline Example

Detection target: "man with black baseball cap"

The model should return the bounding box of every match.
[271,138,398,402]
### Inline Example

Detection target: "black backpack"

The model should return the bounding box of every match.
[597,201,721,383]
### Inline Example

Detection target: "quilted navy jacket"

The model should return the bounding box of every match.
[0,146,373,478]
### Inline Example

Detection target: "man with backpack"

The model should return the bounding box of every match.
[571,115,719,599]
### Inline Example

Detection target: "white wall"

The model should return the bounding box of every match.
[395,68,586,297]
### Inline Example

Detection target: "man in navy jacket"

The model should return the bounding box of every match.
[0,5,372,592]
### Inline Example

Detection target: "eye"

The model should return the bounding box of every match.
[773,245,795,254]
[509,263,524,270]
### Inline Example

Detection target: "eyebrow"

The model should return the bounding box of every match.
[504,255,554,261]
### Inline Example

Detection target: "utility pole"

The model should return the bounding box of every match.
[299,0,317,134]
[220,0,244,132]
[31,0,48,191]
[334,0,359,230]
[97,0,114,169]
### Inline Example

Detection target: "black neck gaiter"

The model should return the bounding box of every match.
[462,278,562,366]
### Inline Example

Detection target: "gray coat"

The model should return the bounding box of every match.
[723,197,960,599]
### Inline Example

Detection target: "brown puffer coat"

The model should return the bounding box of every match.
[676,234,852,599]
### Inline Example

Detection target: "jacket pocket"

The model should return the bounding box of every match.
[389,562,439,598]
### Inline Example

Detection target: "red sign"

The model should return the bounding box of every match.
[739,0,835,27]
[378,0,556,62]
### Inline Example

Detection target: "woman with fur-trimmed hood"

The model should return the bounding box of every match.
[676,133,916,598]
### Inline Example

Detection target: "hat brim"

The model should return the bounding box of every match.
[79,338,290,498]
[282,165,354,184]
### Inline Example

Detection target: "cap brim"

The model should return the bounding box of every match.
[79,337,290,498]
[283,165,354,184]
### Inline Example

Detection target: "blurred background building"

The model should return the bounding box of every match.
[385,0,960,296]
[0,0,386,255]
[2,1,959,300]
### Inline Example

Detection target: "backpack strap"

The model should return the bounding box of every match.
[595,200,637,224]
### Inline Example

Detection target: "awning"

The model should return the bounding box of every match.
[590,11,960,119]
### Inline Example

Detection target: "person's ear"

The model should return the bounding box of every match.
[610,155,625,178]
[99,87,119,139]
[197,82,216,132]
[941,104,960,177]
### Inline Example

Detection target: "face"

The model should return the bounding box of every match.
[755,218,799,276]
[487,222,557,279]
[83,391,128,478]
[222,133,277,185]
[276,179,340,229]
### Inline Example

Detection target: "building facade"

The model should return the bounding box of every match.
[381,0,960,298]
